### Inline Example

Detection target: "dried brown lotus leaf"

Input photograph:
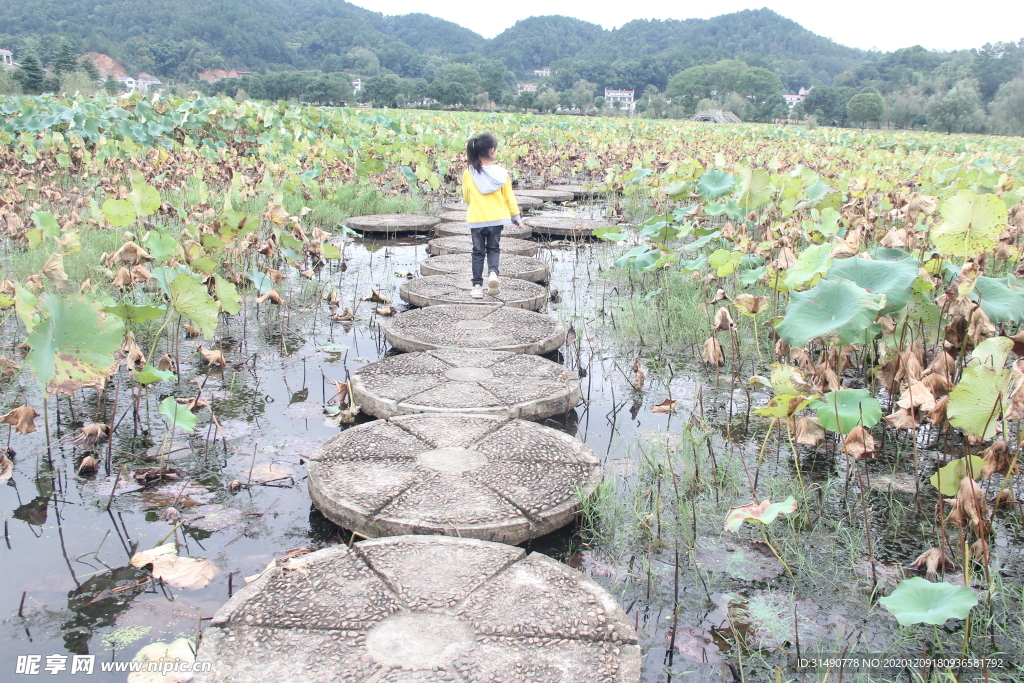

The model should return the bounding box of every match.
[73,423,109,446]
[919,372,952,398]
[908,547,956,581]
[929,394,949,427]
[1,405,39,434]
[105,241,152,267]
[713,307,736,332]
[945,477,988,532]
[980,439,1017,479]
[884,408,920,430]
[841,425,875,460]
[632,358,646,389]
[733,294,769,316]
[702,337,725,367]
[199,348,227,366]
[42,253,68,289]
[255,289,283,305]
[897,381,936,412]
[794,416,825,447]
[112,267,134,290]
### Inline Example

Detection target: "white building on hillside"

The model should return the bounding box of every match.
[117,76,137,91]
[604,88,635,111]
[516,83,538,95]
[530,67,550,77]
[351,77,362,93]
[136,72,163,93]
[783,87,812,111]
[1,49,14,69]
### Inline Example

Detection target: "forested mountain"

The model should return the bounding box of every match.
[2,1,1023,134]
[0,0,867,83]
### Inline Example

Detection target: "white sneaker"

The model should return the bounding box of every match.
[471,284,484,299]
[487,272,500,296]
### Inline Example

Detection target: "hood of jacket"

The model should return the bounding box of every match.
[469,165,508,194]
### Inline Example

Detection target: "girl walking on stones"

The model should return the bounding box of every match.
[463,133,523,299]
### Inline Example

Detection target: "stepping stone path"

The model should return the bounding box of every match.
[428,235,539,257]
[351,349,580,419]
[515,188,574,203]
[307,414,602,542]
[547,183,604,198]
[438,210,467,222]
[420,254,549,282]
[513,194,545,211]
[526,216,608,238]
[196,536,641,683]
[201,206,640,679]
[444,195,544,212]
[346,214,440,234]
[384,304,565,354]
[435,221,533,239]
[400,275,548,311]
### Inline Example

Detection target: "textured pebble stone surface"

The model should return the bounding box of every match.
[524,217,608,238]
[306,414,602,543]
[546,184,603,198]
[346,214,441,234]
[438,210,468,222]
[400,275,547,311]
[514,189,574,203]
[351,349,580,419]
[434,222,532,239]
[196,536,640,683]
[383,304,565,354]
[427,236,539,257]
[419,255,548,282]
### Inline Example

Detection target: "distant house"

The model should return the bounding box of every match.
[783,87,811,111]
[1,49,14,70]
[516,83,538,95]
[136,72,163,93]
[351,77,362,93]
[604,88,635,111]
[530,67,550,77]
[117,76,137,91]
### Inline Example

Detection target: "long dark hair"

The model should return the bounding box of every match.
[466,133,497,173]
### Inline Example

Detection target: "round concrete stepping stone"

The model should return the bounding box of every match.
[346,214,440,234]
[516,189,574,203]
[547,183,604,198]
[428,235,539,257]
[384,304,565,354]
[525,216,608,238]
[438,210,467,222]
[435,221,533,239]
[445,196,544,212]
[400,275,547,311]
[419,254,549,282]
[307,413,602,542]
[512,194,545,211]
[196,536,641,683]
[351,349,580,419]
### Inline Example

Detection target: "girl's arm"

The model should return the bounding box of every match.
[462,169,471,205]
[502,180,522,226]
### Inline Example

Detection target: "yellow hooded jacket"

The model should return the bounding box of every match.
[462,165,521,228]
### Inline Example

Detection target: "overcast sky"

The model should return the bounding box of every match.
[350,0,1023,53]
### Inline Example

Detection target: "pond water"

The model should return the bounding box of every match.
[2,199,1022,682]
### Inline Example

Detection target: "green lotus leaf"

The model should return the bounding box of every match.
[947,365,1011,440]
[783,243,833,291]
[931,191,1007,258]
[724,496,798,533]
[775,279,884,347]
[813,389,882,435]
[965,336,1012,369]
[214,275,242,315]
[25,294,124,396]
[159,396,197,433]
[929,455,984,497]
[248,268,273,295]
[737,168,772,208]
[753,394,817,419]
[697,169,735,199]
[133,365,176,386]
[102,199,137,228]
[827,257,918,316]
[878,577,977,626]
[975,276,1024,324]
[104,303,166,323]
[169,275,220,339]
[128,183,161,218]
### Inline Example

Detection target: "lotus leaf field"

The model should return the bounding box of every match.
[1,93,1024,681]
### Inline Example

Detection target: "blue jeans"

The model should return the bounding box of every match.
[470,225,502,286]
